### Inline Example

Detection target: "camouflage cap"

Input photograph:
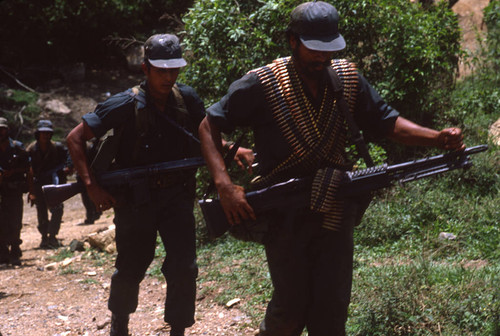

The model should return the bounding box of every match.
[36,119,54,132]
[144,34,187,69]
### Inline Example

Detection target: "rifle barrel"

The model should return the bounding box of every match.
[41,157,206,207]
[97,157,205,186]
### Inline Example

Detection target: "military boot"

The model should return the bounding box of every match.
[39,234,49,249]
[9,245,22,266]
[47,235,61,249]
[110,314,129,336]
[0,244,9,265]
[170,326,185,336]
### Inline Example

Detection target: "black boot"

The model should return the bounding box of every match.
[9,245,22,266]
[39,235,49,249]
[170,326,185,336]
[110,314,129,336]
[47,235,61,249]
[0,244,9,265]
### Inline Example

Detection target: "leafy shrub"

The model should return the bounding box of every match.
[0,88,41,142]
[182,0,461,125]
[337,0,461,124]
[482,0,500,78]
[181,0,291,105]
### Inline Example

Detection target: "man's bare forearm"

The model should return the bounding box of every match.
[199,117,232,189]
[388,117,464,150]
[388,117,440,146]
[66,122,95,188]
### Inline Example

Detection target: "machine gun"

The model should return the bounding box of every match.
[42,157,206,208]
[200,145,488,238]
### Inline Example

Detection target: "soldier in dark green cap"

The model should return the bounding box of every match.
[0,117,31,266]
[67,33,253,336]
[27,119,71,249]
[199,1,464,335]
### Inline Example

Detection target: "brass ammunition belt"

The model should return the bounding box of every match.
[249,57,359,230]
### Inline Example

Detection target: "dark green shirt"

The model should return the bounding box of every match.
[0,138,30,185]
[83,81,206,169]
[207,65,399,176]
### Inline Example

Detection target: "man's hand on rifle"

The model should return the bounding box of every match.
[437,127,465,151]
[234,147,255,174]
[218,182,256,226]
[87,183,116,212]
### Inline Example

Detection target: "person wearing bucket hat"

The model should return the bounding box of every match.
[199,1,464,334]
[66,33,253,336]
[0,117,31,266]
[27,119,72,249]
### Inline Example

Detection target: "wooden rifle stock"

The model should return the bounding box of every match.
[43,182,84,208]
[200,145,488,238]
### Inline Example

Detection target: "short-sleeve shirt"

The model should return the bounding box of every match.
[207,63,399,176]
[27,140,68,185]
[0,138,30,185]
[83,81,206,169]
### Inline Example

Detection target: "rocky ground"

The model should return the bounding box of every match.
[0,193,258,336]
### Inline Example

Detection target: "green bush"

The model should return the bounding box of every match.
[482,0,500,78]
[182,0,461,125]
[0,88,41,142]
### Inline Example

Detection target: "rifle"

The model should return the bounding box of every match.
[199,145,488,238]
[42,156,205,208]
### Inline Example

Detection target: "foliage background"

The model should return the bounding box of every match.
[0,0,498,334]
[0,0,194,67]
[182,0,461,129]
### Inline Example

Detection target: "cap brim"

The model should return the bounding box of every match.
[300,33,346,52]
[37,127,53,132]
[149,58,187,69]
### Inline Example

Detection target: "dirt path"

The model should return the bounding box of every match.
[0,193,257,336]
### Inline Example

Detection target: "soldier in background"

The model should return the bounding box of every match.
[0,117,31,266]
[67,33,253,336]
[27,120,71,249]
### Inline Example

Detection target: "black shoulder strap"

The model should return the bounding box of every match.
[327,66,374,167]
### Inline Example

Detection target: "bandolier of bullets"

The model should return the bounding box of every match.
[250,57,360,230]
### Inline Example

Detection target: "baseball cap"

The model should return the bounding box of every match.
[36,120,54,132]
[0,117,8,129]
[289,1,346,52]
[144,34,187,69]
